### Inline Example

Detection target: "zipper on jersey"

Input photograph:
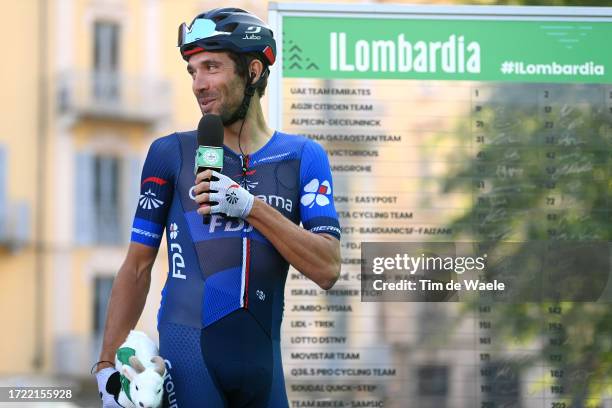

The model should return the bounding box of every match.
[240,154,251,308]
[240,154,249,182]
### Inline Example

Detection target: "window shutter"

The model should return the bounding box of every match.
[0,146,6,240]
[97,156,119,244]
[74,152,94,245]
[121,155,141,244]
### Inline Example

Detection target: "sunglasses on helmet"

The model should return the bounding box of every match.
[177,18,230,48]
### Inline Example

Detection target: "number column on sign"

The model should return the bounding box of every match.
[539,87,562,242]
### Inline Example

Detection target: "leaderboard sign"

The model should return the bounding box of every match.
[269,4,612,408]
[277,11,611,83]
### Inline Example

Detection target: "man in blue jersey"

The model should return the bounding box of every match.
[94,7,341,408]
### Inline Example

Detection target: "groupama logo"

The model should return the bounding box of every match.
[226,184,241,204]
[233,169,259,191]
[139,177,168,210]
[301,179,332,208]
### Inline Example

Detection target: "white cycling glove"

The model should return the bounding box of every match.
[209,170,254,219]
[95,367,123,408]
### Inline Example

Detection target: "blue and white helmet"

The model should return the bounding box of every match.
[178,7,276,66]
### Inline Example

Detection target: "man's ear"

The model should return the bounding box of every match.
[248,59,264,84]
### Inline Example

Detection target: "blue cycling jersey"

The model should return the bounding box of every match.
[131,130,341,339]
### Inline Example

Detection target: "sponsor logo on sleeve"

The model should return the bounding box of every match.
[131,228,161,240]
[139,177,168,210]
[301,179,332,208]
[139,190,164,209]
[310,225,342,236]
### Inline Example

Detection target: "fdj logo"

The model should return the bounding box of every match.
[207,215,254,233]
[170,243,186,280]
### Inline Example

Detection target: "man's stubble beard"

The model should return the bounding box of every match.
[196,74,246,122]
[199,98,232,121]
[217,101,234,124]
[217,77,246,124]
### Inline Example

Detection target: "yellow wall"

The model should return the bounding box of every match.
[0,250,38,371]
[0,0,42,373]
[0,0,480,375]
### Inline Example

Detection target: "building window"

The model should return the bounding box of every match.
[417,365,449,408]
[418,365,449,396]
[93,21,120,101]
[75,151,140,246]
[93,275,114,334]
[94,155,121,244]
[418,304,448,342]
[481,362,521,406]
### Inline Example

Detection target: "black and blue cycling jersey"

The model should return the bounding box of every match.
[130,130,340,407]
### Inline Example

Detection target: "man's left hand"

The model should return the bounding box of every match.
[194,170,254,219]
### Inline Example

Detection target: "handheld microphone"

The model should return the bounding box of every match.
[195,114,224,224]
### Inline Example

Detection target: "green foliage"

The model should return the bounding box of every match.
[442,83,612,403]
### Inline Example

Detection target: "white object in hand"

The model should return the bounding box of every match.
[209,170,254,219]
[115,330,166,408]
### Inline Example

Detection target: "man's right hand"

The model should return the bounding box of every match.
[95,367,123,408]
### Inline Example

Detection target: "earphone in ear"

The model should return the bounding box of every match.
[250,72,256,83]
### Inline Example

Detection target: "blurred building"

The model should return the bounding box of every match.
[0,0,270,378]
[0,0,463,379]
[0,4,543,408]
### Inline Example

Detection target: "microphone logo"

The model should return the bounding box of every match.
[200,150,220,166]
[195,145,224,174]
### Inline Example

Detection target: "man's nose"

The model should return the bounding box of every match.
[193,71,210,93]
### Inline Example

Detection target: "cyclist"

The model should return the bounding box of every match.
[94,7,341,408]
